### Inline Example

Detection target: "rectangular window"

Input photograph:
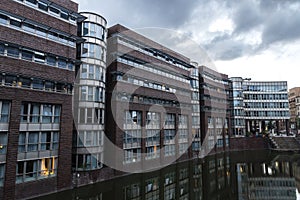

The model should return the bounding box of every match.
[41,132,51,150]
[28,132,38,151]
[0,101,10,123]
[88,65,94,79]
[0,14,8,25]
[42,104,52,123]
[47,55,56,66]
[38,1,48,11]
[23,23,36,33]
[10,17,22,27]
[0,164,5,186]
[49,6,60,15]
[88,86,93,101]
[36,27,47,37]
[18,132,26,152]
[0,132,7,154]
[34,52,45,63]
[60,10,69,20]
[58,59,67,69]
[19,77,31,88]
[0,43,4,55]
[81,64,87,78]
[32,79,44,90]
[7,46,19,58]
[81,86,87,100]
[21,50,33,61]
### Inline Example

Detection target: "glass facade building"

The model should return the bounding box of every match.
[231,78,290,136]
[73,13,107,172]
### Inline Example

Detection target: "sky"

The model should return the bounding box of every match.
[74,0,300,89]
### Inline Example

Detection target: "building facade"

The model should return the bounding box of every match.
[289,87,300,134]
[106,24,197,173]
[72,12,110,186]
[199,66,231,154]
[231,78,290,136]
[0,0,84,199]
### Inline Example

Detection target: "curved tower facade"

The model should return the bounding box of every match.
[73,12,107,174]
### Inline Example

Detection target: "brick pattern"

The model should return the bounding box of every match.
[0,0,77,34]
[0,87,73,199]
[0,26,76,59]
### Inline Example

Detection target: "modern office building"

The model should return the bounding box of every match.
[72,12,110,186]
[289,87,300,133]
[199,66,231,154]
[106,24,196,173]
[0,0,84,198]
[231,78,290,136]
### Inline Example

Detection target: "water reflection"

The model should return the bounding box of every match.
[37,151,300,200]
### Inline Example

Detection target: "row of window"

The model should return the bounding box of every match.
[117,57,189,84]
[116,74,177,94]
[81,64,105,81]
[244,102,289,109]
[18,131,59,152]
[21,103,61,124]
[117,36,191,71]
[14,0,78,24]
[78,108,104,124]
[243,82,287,92]
[73,153,103,171]
[245,111,290,117]
[244,93,288,100]
[81,43,105,60]
[80,86,105,102]
[75,130,103,148]
[82,22,106,41]
[16,157,57,183]
[0,73,73,94]
[202,73,230,86]
[0,43,75,70]
[0,12,76,47]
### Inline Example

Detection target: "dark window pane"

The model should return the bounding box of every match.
[32,79,44,89]
[19,77,31,88]
[0,44,4,55]
[58,59,67,69]
[36,27,47,37]
[38,1,48,11]
[25,0,37,5]
[5,75,17,86]
[45,81,54,91]
[22,50,33,61]
[47,56,56,66]
[60,11,69,20]
[10,18,21,27]
[48,31,58,40]
[49,6,60,15]
[34,53,45,63]
[7,46,19,58]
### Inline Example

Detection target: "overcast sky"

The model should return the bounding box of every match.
[74,0,300,89]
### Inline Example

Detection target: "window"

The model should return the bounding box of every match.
[0,43,4,55]
[32,78,43,90]
[88,86,93,101]
[81,64,87,78]
[10,17,22,27]
[7,46,19,58]
[19,77,31,88]
[80,86,87,100]
[34,52,45,63]
[16,158,57,183]
[0,101,10,123]
[38,1,48,11]
[125,110,142,126]
[165,113,175,126]
[60,10,69,20]
[76,153,102,170]
[0,133,7,154]
[21,103,61,124]
[22,50,34,61]
[19,131,59,152]
[88,65,94,79]
[0,164,5,186]
[0,14,8,24]
[47,55,56,66]
[58,59,67,69]
[49,6,60,15]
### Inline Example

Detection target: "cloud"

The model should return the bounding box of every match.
[75,0,300,62]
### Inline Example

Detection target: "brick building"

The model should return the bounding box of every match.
[0,0,84,198]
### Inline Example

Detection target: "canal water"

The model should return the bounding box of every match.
[37,150,300,200]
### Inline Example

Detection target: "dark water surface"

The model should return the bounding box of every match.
[36,150,300,200]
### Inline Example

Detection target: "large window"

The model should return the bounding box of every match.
[18,131,59,152]
[82,22,106,40]
[21,103,61,124]
[124,148,141,164]
[146,112,160,128]
[0,132,7,154]
[125,111,142,126]
[0,101,10,123]
[75,153,102,171]
[82,43,104,60]
[16,157,57,183]
[165,114,175,126]
[0,164,5,187]
[76,131,103,147]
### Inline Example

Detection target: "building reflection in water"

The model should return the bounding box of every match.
[37,151,300,200]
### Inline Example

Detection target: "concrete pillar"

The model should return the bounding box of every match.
[259,121,262,133]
